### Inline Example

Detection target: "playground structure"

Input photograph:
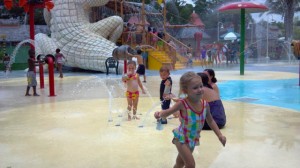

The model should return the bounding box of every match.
[4,0,124,72]
[111,0,205,70]
[4,0,201,72]
[4,1,297,73]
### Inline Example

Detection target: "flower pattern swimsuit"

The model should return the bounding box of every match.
[125,73,139,99]
[173,99,207,149]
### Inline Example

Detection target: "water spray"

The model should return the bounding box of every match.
[138,101,162,128]
[114,109,129,127]
[108,86,113,122]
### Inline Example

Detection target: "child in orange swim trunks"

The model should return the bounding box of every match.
[122,60,146,120]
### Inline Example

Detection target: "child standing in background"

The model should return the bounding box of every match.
[186,52,193,68]
[25,49,39,96]
[154,71,226,168]
[3,53,11,72]
[201,46,206,62]
[122,60,146,120]
[159,66,173,124]
[55,48,67,78]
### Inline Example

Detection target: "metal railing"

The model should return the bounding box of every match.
[120,30,192,69]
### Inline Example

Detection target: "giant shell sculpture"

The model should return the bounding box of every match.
[35,0,124,71]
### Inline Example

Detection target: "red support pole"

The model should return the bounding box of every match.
[47,57,55,96]
[39,62,44,89]
[124,60,127,73]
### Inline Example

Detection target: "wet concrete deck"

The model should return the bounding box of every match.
[0,63,299,168]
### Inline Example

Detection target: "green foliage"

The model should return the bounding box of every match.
[0,50,4,61]
[178,4,194,24]
[194,0,214,20]
[0,2,45,25]
[265,0,299,39]
[165,0,194,25]
[293,26,300,40]
[34,9,46,25]
[295,17,300,26]
[193,0,233,29]
[166,1,180,24]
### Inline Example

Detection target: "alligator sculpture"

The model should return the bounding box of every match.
[35,0,124,71]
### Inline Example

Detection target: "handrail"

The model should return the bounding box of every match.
[165,32,190,51]
[165,32,192,54]
[120,30,187,69]
[148,32,176,68]
[164,32,189,65]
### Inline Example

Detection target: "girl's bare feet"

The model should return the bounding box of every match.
[128,112,132,121]
[132,115,140,120]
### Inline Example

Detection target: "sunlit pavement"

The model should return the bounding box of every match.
[0,62,299,168]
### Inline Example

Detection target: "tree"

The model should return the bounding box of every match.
[165,0,194,25]
[1,1,46,25]
[294,16,300,40]
[193,0,240,29]
[194,0,218,22]
[265,0,300,40]
[166,0,180,24]
[178,4,194,24]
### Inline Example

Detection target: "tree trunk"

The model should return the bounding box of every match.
[284,0,295,40]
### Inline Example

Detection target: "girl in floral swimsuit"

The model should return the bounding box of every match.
[122,61,145,120]
[154,71,226,168]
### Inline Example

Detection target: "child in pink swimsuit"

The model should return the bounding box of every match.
[154,71,226,168]
[55,48,67,78]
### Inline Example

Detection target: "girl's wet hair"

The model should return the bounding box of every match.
[179,71,201,94]
[197,72,213,89]
[127,60,136,67]
[56,48,60,53]
[204,68,217,83]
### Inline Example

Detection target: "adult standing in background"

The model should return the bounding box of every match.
[211,43,218,65]
[135,23,143,46]
[151,28,158,48]
[222,43,229,65]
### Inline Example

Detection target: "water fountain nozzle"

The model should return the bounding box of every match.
[44,54,55,64]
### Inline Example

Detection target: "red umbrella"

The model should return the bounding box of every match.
[219,2,268,13]
[218,2,268,75]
